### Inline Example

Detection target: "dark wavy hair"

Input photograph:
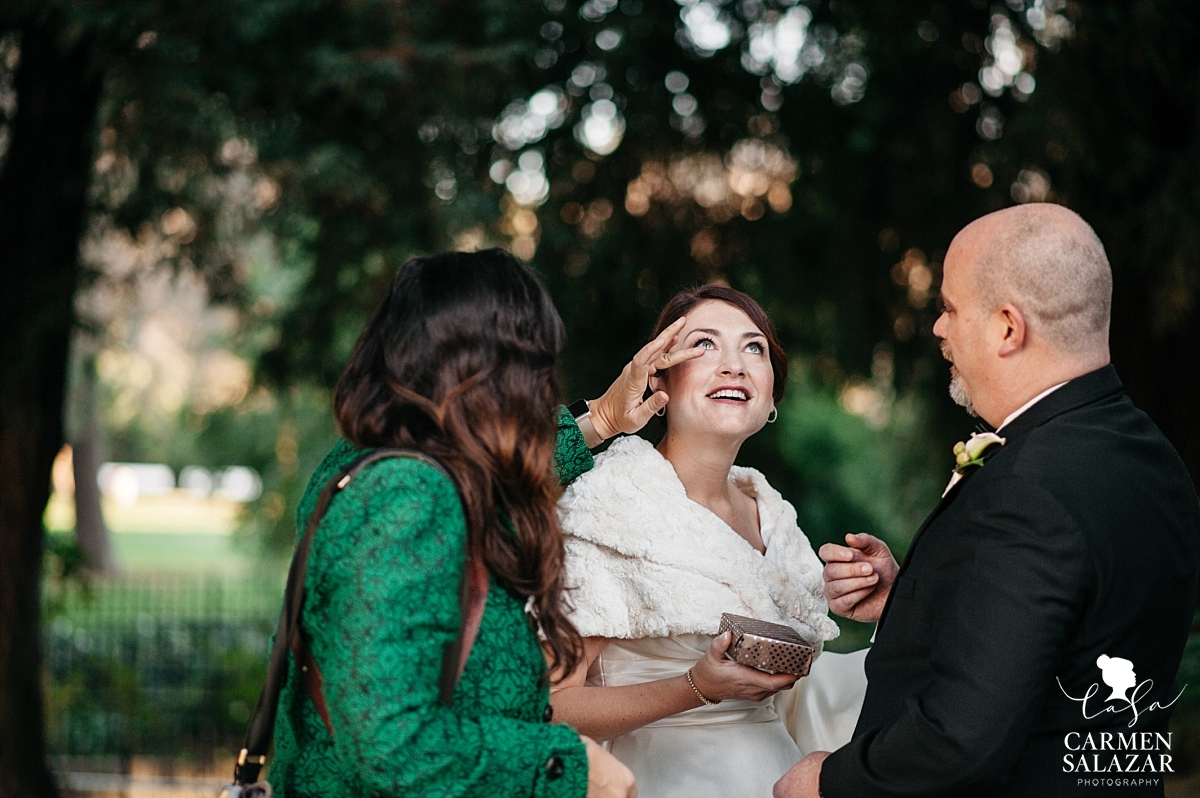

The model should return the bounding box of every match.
[650,284,788,402]
[333,248,581,674]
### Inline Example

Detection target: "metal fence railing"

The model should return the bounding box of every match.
[44,575,284,760]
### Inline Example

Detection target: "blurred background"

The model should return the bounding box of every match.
[1,0,1198,796]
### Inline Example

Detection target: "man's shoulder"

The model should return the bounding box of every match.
[1000,389,1183,481]
[964,390,1199,551]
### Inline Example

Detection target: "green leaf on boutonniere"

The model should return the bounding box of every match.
[952,432,1006,474]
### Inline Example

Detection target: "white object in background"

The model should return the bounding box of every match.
[216,466,262,502]
[178,466,215,498]
[97,463,176,505]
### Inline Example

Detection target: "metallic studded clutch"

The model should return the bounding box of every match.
[718,613,815,677]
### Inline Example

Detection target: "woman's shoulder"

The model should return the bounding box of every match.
[598,433,657,461]
[559,435,681,523]
[296,442,461,538]
[294,439,360,532]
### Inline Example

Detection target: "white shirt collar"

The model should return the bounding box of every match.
[997,381,1069,432]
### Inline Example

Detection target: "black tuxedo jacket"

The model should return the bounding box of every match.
[821,366,1200,798]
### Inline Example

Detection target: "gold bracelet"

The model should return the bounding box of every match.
[686,667,719,706]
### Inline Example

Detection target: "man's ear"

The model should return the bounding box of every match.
[997,303,1027,357]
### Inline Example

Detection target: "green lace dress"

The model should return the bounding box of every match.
[268,409,595,798]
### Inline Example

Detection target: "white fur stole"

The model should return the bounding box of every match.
[558,435,839,644]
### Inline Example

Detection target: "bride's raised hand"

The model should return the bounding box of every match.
[586,317,705,442]
[689,632,799,704]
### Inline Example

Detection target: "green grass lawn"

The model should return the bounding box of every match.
[44,490,288,621]
[110,531,251,572]
[45,490,278,575]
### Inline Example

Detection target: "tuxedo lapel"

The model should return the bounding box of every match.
[898,435,1005,573]
[879,365,1124,631]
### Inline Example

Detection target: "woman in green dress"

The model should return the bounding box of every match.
[268,249,689,798]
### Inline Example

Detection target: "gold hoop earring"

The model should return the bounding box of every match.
[767,407,778,423]
[656,406,666,417]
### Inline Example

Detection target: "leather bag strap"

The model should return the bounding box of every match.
[233,447,488,784]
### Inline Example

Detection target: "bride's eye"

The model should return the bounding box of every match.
[694,337,715,350]
[747,341,765,355]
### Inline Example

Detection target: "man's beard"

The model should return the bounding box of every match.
[941,341,978,417]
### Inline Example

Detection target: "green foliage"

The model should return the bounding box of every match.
[44,532,88,583]
[45,621,273,757]
[774,366,943,556]
[225,387,340,551]
[43,533,91,619]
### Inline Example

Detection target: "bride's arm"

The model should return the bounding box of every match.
[549,637,703,742]
[550,634,800,742]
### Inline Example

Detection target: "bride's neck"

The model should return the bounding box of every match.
[657,431,743,510]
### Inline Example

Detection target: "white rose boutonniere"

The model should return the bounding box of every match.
[942,432,1006,497]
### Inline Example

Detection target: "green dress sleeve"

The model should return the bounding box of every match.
[555,405,594,485]
[298,457,586,797]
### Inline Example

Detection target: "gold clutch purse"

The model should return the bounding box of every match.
[719,613,815,677]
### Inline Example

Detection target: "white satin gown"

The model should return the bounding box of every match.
[589,636,868,798]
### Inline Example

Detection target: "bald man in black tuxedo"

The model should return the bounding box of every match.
[775,204,1200,798]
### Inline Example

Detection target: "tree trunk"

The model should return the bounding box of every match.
[0,17,102,798]
[69,359,116,575]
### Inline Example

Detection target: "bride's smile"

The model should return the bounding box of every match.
[652,299,776,442]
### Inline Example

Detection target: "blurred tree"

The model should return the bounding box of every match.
[1020,1,1200,500]
[0,11,103,797]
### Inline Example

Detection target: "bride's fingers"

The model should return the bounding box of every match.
[620,367,651,410]
[622,335,685,407]
[622,390,668,431]
[741,667,798,689]
[765,674,800,691]
[707,631,733,657]
[632,317,687,369]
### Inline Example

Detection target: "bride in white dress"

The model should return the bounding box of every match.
[551,286,868,798]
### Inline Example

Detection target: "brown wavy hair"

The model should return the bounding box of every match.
[333,249,581,674]
[650,284,788,402]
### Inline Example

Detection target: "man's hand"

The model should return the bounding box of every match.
[773,751,829,798]
[819,533,898,623]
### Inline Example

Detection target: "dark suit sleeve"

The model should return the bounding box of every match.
[821,476,1091,798]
